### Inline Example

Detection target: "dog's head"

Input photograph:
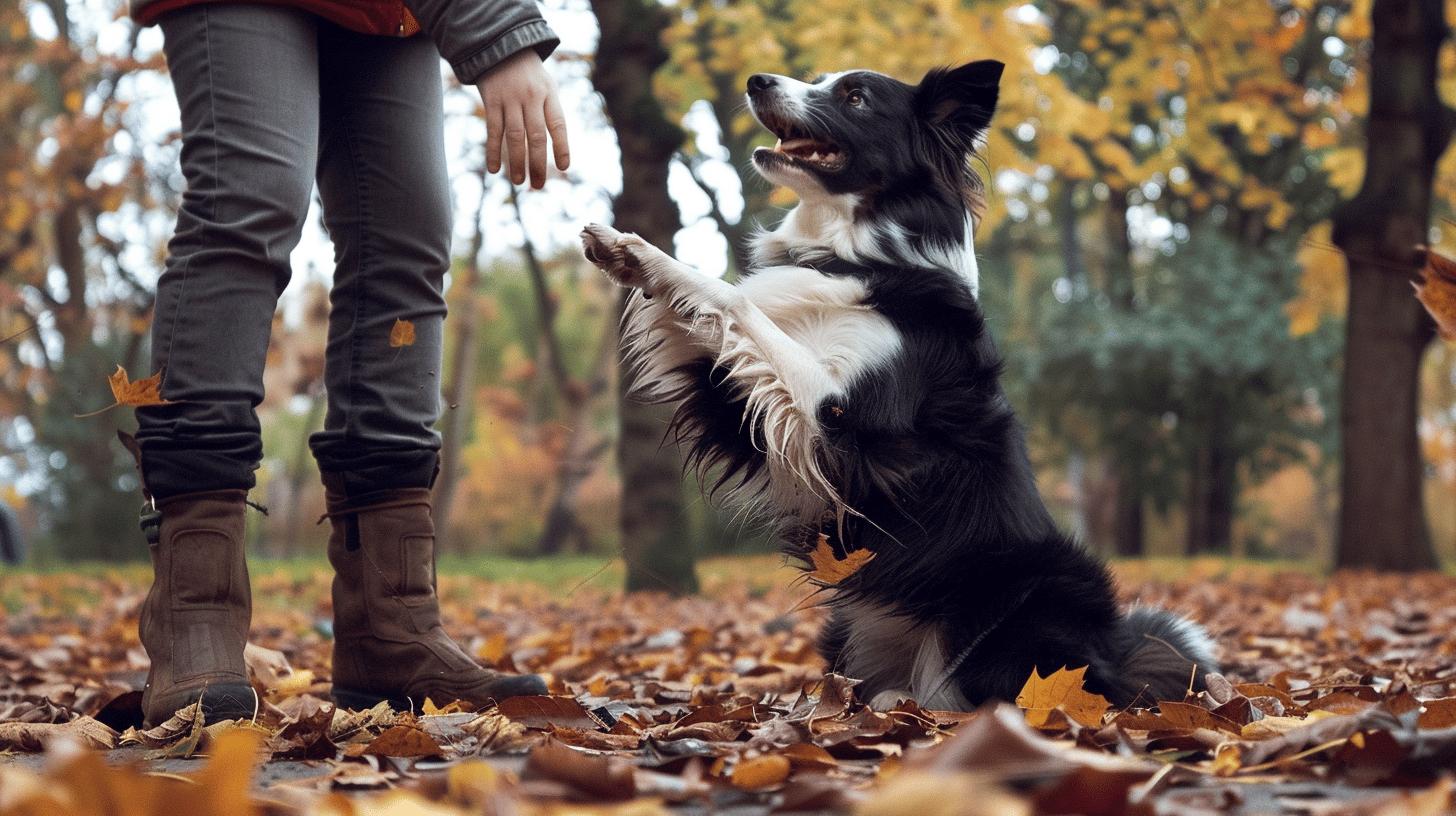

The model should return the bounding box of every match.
[746,61,1002,287]
[747,60,1002,210]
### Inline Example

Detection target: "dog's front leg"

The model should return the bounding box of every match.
[581,224,841,505]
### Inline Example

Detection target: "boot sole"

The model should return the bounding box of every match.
[332,686,414,712]
[145,683,258,729]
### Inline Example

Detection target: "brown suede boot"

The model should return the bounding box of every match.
[138,490,257,727]
[322,476,546,711]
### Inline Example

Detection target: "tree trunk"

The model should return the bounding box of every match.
[1185,412,1236,555]
[590,0,699,594]
[1104,189,1146,556]
[1331,0,1452,571]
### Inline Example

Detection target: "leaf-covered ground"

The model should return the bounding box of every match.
[2,558,1455,815]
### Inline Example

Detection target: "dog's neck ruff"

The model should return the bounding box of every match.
[749,194,981,295]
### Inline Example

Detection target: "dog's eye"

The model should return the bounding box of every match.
[846,90,865,107]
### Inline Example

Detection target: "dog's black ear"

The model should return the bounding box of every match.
[916,60,1003,136]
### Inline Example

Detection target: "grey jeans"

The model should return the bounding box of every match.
[137,4,450,500]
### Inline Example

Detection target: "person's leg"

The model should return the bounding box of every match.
[312,22,543,709]
[134,4,320,726]
[138,5,320,495]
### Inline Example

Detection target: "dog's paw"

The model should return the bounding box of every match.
[868,689,914,711]
[580,223,653,290]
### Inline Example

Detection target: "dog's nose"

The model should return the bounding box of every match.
[747,74,776,93]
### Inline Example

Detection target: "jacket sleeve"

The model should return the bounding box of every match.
[403,0,561,84]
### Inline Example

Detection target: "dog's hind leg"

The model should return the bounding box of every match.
[581,223,841,505]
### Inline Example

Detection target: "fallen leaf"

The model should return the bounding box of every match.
[0,716,118,751]
[362,724,444,758]
[1015,666,1111,729]
[523,739,636,800]
[1419,698,1456,729]
[730,754,791,790]
[389,318,417,347]
[497,695,607,731]
[806,533,874,587]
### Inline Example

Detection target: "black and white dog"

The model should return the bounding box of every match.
[581,60,1216,710]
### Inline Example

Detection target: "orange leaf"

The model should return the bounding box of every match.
[111,365,169,407]
[389,319,417,348]
[1416,250,1456,341]
[730,754,791,790]
[1014,666,1111,729]
[362,724,443,758]
[806,533,874,586]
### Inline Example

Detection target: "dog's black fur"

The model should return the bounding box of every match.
[628,61,1217,708]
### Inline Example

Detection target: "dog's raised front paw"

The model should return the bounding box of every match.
[580,223,652,290]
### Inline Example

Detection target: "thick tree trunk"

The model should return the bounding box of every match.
[1185,412,1236,555]
[1104,190,1146,557]
[1331,0,1452,571]
[590,0,699,594]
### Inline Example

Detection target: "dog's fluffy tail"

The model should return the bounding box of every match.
[1109,606,1219,704]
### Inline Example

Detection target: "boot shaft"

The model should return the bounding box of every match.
[138,490,253,724]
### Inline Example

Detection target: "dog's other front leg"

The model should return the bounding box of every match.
[581,224,842,507]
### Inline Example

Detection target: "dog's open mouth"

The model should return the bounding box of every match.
[753,109,846,171]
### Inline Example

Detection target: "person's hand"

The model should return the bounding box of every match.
[475,49,570,189]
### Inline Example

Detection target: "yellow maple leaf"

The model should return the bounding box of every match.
[1416,249,1456,341]
[78,366,171,417]
[806,533,874,586]
[110,365,169,407]
[1015,665,1110,729]
[389,318,417,348]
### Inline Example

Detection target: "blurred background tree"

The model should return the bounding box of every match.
[2,0,1454,578]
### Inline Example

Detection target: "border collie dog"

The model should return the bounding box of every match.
[581,60,1217,710]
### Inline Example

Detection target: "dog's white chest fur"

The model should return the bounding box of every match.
[735,266,900,385]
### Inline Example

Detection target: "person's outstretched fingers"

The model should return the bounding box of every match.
[546,93,570,172]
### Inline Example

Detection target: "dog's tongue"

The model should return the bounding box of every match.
[777,137,822,156]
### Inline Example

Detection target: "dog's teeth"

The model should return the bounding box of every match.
[808,152,820,161]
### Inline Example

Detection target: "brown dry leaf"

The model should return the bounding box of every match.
[389,318,417,347]
[362,724,444,758]
[1014,666,1111,729]
[121,700,205,756]
[1418,698,1456,729]
[1155,700,1242,733]
[730,754,791,790]
[524,738,636,801]
[1416,249,1456,340]
[328,700,397,743]
[497,695,607,731]
[806,533,875,586]
[0,716,118,751]
[465,710,536,754]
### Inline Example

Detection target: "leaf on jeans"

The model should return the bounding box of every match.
[77,366,170,417]
[389,318,417,347]
[110,365,168,406]
[806,534,874,587]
